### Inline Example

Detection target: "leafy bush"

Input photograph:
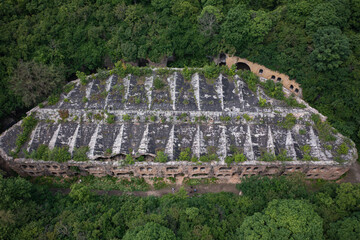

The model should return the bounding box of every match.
[281,113,296,129]
[153,77,165,90]
[76,71,88,85]
[73,146,89,161]
[123,114,132,121]
[106,114,115,124]
[47,94,60,105]
[124,154,134,165]
[29,145,71,162]
[239,70,259,92]
[14,114,38,155]
[155,151,168,163]
[178,148,191,161]
[337,143,349,155]
[259,97,267,107]
[311,114,336,142]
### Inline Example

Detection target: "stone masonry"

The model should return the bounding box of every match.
[0,69,357,182]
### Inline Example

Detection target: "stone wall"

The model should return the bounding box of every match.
[5,156,351,182]
[224,54,302,97]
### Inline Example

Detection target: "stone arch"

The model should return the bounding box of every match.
[236,62,251,71]
[219,53,227,66]
[137,58,149,67]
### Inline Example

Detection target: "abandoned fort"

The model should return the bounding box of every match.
[0,57,357,182]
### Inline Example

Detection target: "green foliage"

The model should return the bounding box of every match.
[1,174,360,240]
[243,114,252,122]
[203,63,220,79]
[76,71,88,86]
[155,151,168,163]
[73,146,89,162]
[123,114,132,121]
[178,148,191,161]
[199,154,218,162]
[280,113,296,129]
[220,115,231,122]
[106,114,115,124]
[125,154,134,165]
[63,83,75,94]
[239,70,259,93]
[123,222,176,240]
[226,153,247,164]
[9,61,65,107]
[47,94,60,106]
[29,145,71,162]
[69,183,93,204]
[237,199,324,240]
[328,212,360,240]
[310,27,350,72]
[337,142,349,155]
[258,97,267,107]
[113,62,152,78]
[311,114,336,142]
[150,115,157,122]
[153,77,166,90]
[14,114,38,155]
[82,96,88,103]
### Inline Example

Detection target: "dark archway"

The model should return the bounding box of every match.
[137,58,149,67]
[236,62,251,71]
[219,53,227,66]
[166,55,176,67]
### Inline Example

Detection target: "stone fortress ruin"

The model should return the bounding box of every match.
[0,60,357,182]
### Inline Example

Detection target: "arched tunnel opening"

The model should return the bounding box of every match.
[137,58,149,67]
[236,62,251,71]
[219,53,227,66]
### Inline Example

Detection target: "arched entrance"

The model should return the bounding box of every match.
[137,58,149,67]
[236,62,251,71]
[219,53,227,66]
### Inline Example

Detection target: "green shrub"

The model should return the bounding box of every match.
[243,114,253,122]
[49,146,71,162]
[48,94,60,105]
[150,115,157,122]
[311,114,336,142]
[73,146,89,161]
[220,115,231,122]
[14,114,38,155]
[153,77,165,90]
[234,153,247,162]
[137,155,145,162]
[239,70,259,92]
[155,151,168,163]
[106,114,115,124]
[203,63,220,79]
[260,152,276,162]
[337,143,349,155]
[82,97,88,103]
[178,148,191,161]
[123,114,132,121]
[259,97,267,107]
[64,82,75,93]
[94,113,103,121]
[76,71,88,85]
[299,129,306,135]
[125,154,134,165]
[105,148,112,156]
[281,113,296,129]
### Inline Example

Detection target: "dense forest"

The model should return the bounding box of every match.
[1,0,360,154]
[0,175,359,239]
